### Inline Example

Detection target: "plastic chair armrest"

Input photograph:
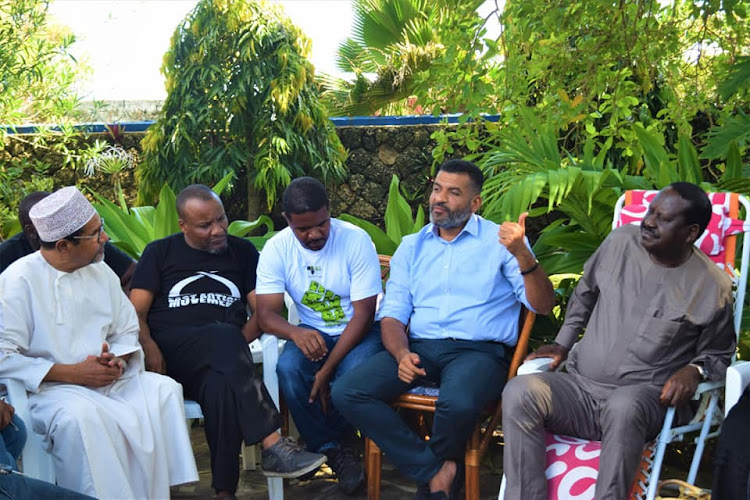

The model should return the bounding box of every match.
[726,361,750,415]
[517,357,555,375]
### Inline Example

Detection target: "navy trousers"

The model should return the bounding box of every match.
[332,338,508,483]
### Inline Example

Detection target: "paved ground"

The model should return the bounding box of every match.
[172,422,713,499]
[172,423,504,499]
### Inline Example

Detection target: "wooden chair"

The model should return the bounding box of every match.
[363,262,537,500]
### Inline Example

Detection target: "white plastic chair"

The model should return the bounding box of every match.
[725,360,750,417]
[183,332,285,500]
[4,321,292,499]
[499,191,749,500]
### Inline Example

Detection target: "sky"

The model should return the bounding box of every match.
[48,0,356,101]
[48,0,501,102]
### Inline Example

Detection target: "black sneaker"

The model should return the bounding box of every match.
[261,437,327,478]
[415,482,431,499]
[326,445,365,495]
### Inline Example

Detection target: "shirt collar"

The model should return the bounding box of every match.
[426,213,480,241]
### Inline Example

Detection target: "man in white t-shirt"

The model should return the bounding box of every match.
[256,177,383,495]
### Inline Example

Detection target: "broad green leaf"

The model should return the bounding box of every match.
[413,205,425,232]
[153,184,180,239]
[722,141,743,182]
[676,134,702,184]
[339,214,399,255]
[212,171,235,196]
[227,216,274,237]
[384,175,415,243]
[633,125,674,188]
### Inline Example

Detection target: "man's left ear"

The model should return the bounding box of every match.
[471,194,482,213]
[686,224,701,244]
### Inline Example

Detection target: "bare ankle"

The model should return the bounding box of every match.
[428,460,456,494]
[262,432,281,449]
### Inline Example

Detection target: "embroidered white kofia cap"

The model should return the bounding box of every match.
[29,186,96,242]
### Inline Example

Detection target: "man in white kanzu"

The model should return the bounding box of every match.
[256,177,384,495]
[0,186,198,499]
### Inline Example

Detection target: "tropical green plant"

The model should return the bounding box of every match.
[92,176,275,259]
[84,144,137,211]
[0,0,89,238]
[0,0,83,131]
[321,0,493,116]
[339,174,425,255]
[139,0,347,220]
[472,110,750,276]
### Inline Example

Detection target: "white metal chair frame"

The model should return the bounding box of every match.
[499,192,749,500]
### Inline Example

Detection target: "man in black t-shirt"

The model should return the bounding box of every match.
[129,185,325,500]
[0,191,136,293]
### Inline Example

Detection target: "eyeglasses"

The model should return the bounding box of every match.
[72,218,106,244]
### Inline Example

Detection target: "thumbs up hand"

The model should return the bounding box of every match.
[498,212,528,257]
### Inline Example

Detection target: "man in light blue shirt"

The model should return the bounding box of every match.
[332,159,554,499]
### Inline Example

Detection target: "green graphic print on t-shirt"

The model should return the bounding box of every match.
[301,281,346,325]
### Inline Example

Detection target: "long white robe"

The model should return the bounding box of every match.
[0,252,199,499]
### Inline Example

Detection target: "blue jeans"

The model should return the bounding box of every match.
[0,473,95,500]
[0,416,25,471]
[331,338,509,483]
[277,322,383,452]
[0,416,93,499]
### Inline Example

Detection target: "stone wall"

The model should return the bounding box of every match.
[2,122,453,229]
[330,124,444,225]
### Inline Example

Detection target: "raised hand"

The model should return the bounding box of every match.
[498,212,529,256]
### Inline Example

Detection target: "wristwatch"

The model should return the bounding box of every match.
[689,363,707,381]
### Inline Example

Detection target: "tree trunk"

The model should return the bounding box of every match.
[246,177,265,222]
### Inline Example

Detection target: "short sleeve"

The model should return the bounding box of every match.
[348,231,382,302]
[255,236,287,295]
[104,242,135,277]
[130,241,162,292]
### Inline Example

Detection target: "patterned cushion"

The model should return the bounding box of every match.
[545,433,655,500]
[407,385,440,397]
[616,190,750,268]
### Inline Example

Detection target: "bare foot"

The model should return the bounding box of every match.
[428,460,456,495]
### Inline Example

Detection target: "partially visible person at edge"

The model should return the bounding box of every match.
[0,186,199,498]
[0,191,137,294]
[129,184,326,500]
[333,159,555,500]
[256,177,384,495]
[0,398,94,499]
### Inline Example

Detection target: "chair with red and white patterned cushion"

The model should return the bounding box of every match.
[498,190,750,500]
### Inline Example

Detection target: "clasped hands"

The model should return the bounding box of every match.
[78,342,127,387]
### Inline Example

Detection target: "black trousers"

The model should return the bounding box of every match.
[154,323,282,493]
[713,387,750,500]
